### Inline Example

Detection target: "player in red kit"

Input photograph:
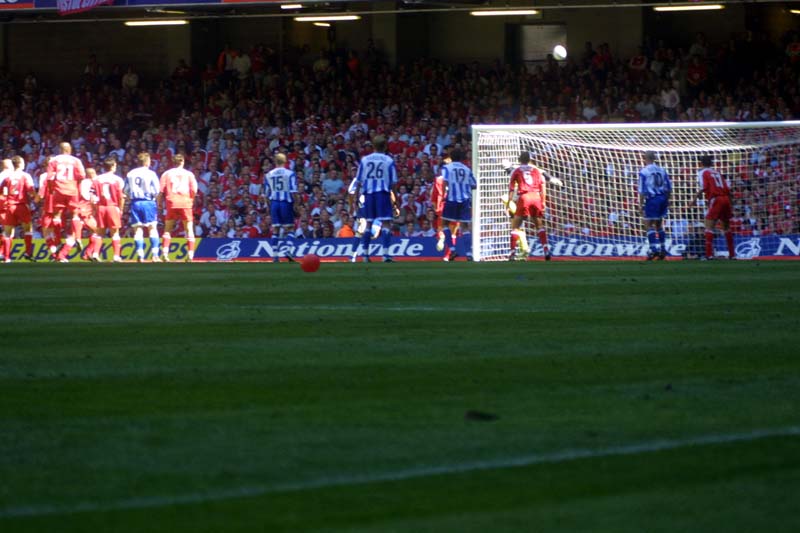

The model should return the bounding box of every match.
[73,168,100,261]
[159,153,198,262]
[507,152,551,261]
[432,154,452,253]
[36,156,61,260]
[47,142,87,262]
[0,156,36,262]
[0,159,12,261]
[92,158,126,262]
[695,154,735,260]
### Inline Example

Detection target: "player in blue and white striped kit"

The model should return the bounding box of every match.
[350,136,399,262]
[638,151,672,260]
[441,147,477,261]
[126,152,161,262]
[264,152,298,262]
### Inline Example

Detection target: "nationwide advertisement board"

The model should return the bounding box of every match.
[2,235,799,262]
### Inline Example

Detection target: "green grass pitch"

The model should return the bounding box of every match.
[1,260,799,532]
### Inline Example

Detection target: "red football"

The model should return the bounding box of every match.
[301,254,321,273]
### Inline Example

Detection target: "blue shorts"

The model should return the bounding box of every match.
[643,195,669,220]
[363,191,393,221]
[271,200,295,226]
[130,199,158,226]
[442,200,472,223]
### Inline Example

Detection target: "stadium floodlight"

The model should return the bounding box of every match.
[281,4,303,9]
[470,9,539,16]
[791,9,800,14]
[470,121,800,261]
[124,20,188,26]
[313,22,331,27]
[294,15,361,22]
[653,4,724,12]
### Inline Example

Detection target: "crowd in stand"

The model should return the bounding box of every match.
[1,28,798,241]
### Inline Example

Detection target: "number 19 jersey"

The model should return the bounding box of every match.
[442,162,477,203]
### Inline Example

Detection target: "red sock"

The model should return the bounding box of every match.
[705,230,714,258]
[112,237,121,257]
[24,233,33,256]
[511,232,519,251]
[539,229,550,254]
[58,242,73,260]
[725,231,735,258]
[53,222,63,245]
[2,236,10,259]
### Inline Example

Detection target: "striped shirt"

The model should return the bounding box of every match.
[264,167,297,202]
[638,164,672,198]
[355,153,397,194]
[442,162,477,203]
[126,166,160,201]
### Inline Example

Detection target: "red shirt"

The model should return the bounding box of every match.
[160,167,198,209]
[697,168,730,201]
[0,170,34,206]
[47,154,86,196]
[510,165,545,198]
[94,171,125,208]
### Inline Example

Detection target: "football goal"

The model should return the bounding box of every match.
[471,121,800,261]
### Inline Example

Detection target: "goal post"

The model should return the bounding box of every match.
[471,121,800,261]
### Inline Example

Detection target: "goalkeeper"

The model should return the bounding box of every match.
[503,152,561,261]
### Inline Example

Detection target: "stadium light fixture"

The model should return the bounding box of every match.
[294,15,361,22]
[313,22,331,27]
[470,9,539,16]
[653,4,724,12]
[124,20,189,26]
[281,3,303,9]
[791,9,800,14]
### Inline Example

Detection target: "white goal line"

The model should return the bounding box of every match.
[1,425,798,519]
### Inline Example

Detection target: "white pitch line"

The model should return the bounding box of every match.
[231,304,533,313]
[2,426,798,519]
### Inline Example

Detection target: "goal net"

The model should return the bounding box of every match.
[471,122,800,261]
